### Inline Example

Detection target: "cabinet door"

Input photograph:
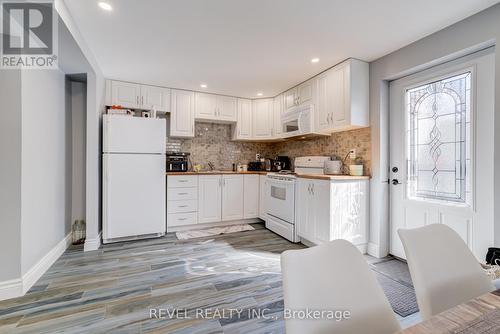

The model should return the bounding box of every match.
[236,99,253,139]
[222,175,244,221]
[284,88,297,111]
[111,81,140,109]
[331,181,368,246]
[259,175,268,220]
[141,85,170,112]
[217,96,237,122]
[297,80,313,105]
[243,175,259,218]
[313,180,331,244]
[253,99,273,138]
[331,64,349,129]
[296,179,313,240]
[195,92,217,119]
[170,89,195,137]
[198,175,222,224]
[273,94,283,137]
[316,71,333,131]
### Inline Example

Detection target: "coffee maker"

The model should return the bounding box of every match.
[273,156,291,171]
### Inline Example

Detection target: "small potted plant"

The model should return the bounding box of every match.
[349,157,364,176]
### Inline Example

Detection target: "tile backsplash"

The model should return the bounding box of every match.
[166,122,275,171]
[273,127,372,175]
[166,122,371,175]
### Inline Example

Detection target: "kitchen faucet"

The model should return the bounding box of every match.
[208,161,215,171]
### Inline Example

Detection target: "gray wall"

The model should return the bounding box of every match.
[20,69,69,274]
[56,0,106,249]
[368,3,500,257]
[0,69,22,282]
[71,82,87,224]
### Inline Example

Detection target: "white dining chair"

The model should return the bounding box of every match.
[398,224,495,320]
[281,239,401,334]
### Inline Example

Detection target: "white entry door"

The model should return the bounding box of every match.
[389,49,495,260]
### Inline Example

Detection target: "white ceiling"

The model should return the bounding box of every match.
[64,0,499,98]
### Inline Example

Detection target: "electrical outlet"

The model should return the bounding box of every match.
[256,153,261,160]
[350,149,357,159]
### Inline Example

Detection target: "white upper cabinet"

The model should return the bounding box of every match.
[273,94,284,137]
[297,80,314,105]
[284,87,297,112]
[107,80,170,112]
[217,95,237,121]
[170,89,195,137]
[109,80,141,109]
[283,80,314,113]
[252,99,273,139]
[314,59,369,133]
[233,98,253,140]
[195,92,218,119]
[141,85,170,112]
[221,175,244,221]
[195,93,237,122]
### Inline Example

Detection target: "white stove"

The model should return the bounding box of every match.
[265,156,330,242]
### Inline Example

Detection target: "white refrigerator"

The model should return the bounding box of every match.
[102,114,166,243]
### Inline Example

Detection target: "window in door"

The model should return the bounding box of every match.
[406,71,472,205]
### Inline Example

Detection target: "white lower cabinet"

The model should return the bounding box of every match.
[198,175,222,223]
[259,175,268,220]
[222,175,244,221]
[296,178,368,248]
[243,174,259,218]
[167,175,199,231]
[169,174,261,230]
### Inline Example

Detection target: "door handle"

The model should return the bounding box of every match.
[392,179,402,185]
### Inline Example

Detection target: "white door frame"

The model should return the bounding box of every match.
[389,48,495,259]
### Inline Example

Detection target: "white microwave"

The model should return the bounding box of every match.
[280,104,314,138]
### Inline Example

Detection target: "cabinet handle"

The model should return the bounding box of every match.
[178,218,187,221]
[178,205,188,208]
[312,183,315,195]
[178,180,188,182]
[178,192,188,195]
[141,96,144,105]
[136,96,139,105]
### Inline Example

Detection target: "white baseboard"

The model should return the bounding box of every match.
[0,278,23,301]
[367,242,381,258]
[84,231,102,252]
[0,233,72,301]
[22,233,72,294]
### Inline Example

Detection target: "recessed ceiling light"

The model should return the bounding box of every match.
[200,84,207,88]
[257,92,263,96]
[311,58,320,63]
[98,2,113,11]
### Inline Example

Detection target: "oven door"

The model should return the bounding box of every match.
[266,177,295,224]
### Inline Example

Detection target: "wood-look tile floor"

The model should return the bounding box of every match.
[0,224,305,334]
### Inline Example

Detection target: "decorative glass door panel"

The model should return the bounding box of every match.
[406,72,471,205]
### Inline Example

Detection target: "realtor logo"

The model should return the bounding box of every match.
[1,1,58,69]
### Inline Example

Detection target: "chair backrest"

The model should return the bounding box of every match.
[281,239,401,334]
[398,224,494,320]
